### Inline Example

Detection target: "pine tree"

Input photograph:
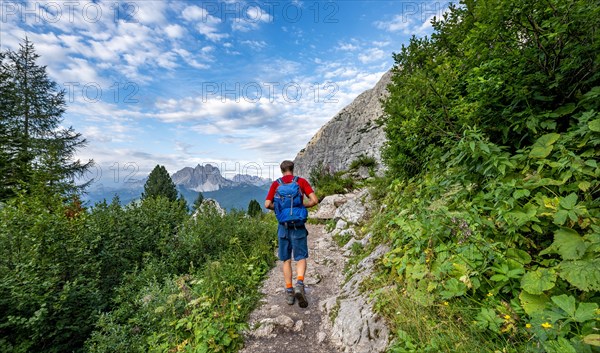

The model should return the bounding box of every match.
[0,38,92,199]
[142,165,178,201]
[192,192,204,211]
[247,199,262,217]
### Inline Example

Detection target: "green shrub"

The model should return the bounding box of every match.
[373,118,600,352]
[348,154,377,171]
[374,0,600,351]
[309,163,355,199]
[85,211,277,353]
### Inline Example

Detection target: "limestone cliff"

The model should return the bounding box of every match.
[293,70,392,178]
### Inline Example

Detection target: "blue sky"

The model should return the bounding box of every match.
[1,0,449,185]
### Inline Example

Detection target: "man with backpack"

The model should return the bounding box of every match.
[265,160,319,308]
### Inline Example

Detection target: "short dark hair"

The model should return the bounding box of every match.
[280,160,294,173]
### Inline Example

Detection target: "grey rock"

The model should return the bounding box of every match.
[253,322,275,338]
[293,71,392,179]
[355,166,371,180]
[324,243,391,353]
[274,315,295,329]
[334,199,366,224]
[293,320,304,332]
[360,232,373,247]
[342,238,361,256]
[335,220,348,230]
[305,273,322,285]
[334,189,372,224]
[191,198,225,218]
[317,331,327,344]
[314,194,348,220]
[339,228,356,239]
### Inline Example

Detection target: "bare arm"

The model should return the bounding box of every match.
[304,192,319,208]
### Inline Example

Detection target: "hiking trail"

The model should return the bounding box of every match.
[240,223,345,353]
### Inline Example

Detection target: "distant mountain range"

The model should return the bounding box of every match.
[83,164,272,211]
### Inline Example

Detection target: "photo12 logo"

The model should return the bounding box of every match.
[199,1,339,24]
[200,81,339,104]
[61,82,139,104]
[1,1,139,24]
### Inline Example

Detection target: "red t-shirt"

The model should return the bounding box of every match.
[266,175,314,201]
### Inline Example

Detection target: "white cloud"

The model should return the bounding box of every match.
[197,22,229,41]
[374,3,450,35]
[182,5,228,41]
[336,42,359,51]
[135,1,168,25]
[232,5,273,32]
[182,5,210,21]
[241,40,267,51]
[165,24,185,38]
[358,48,386,64]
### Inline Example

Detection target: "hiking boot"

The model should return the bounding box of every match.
[294,284,308,308]
[286,289,295,305]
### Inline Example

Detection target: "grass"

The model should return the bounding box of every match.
[348,154,377,171]
[373,286,526,353]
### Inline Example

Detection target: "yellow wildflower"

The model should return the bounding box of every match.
[541,322,552,329]
[525,323,532,329]
[443,301,449,306]
[503,314,511,320]
[487,292,493,297]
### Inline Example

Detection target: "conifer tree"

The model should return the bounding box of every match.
[192,191,204,210]
[142,165,178,201]
[0,38,91,199]
[247,199,262,217]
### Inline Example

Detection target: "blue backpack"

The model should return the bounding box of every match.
[274,176,308,227]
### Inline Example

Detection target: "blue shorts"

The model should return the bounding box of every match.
[277,224,309,261]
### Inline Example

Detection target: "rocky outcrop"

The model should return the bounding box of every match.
[312,194,349,220]
[318,188,390,353]
[191,198,225,218]
[293,70,392,179]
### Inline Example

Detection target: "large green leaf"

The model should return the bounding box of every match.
[529,133,561,159]
[506,248,532,265]
[583,334,600,347]
[521,268,557,295]
[552,228,588,260]
[543,338,577,353]
[551,294,576,317]
[589,119,600,132]
[559,193,578,210]
[574,302,599,322]
[440,278,467,299]
[559,258,600,291]
[519,291,549,315]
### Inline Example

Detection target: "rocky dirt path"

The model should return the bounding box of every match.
[240,224,345,353]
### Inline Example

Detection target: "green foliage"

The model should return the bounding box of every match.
[142,165,178,202]
[349,154,377,171]
[0,38,92,200]
[247,199,262,217]
[86,211,277,352]
[309,162,355,199]
[0,186,274,352]
[192,191,204,211]
[373,0,600,351]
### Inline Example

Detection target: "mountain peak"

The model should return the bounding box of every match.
[171,165,272,192]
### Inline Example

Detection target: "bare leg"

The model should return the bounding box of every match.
[283,259,293,286]
[296,258,306,280]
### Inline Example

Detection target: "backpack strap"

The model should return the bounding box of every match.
[276,178,283,185]
[292,176,299,183]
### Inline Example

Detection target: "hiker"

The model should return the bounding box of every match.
[265,160,319,308]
